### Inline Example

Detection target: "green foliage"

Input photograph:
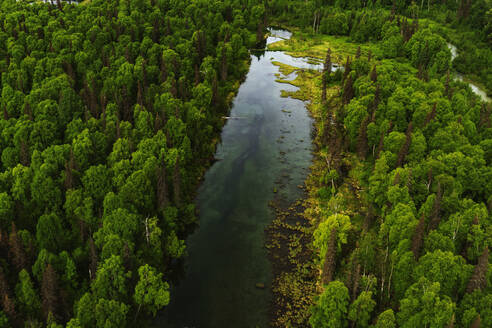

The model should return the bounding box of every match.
[0,192,13,228]
[320,11,350,35]
[397,278,455,327]
[297,1,492,326]
[373,309,396,328]
[91,256,130,301]
[0,312,9,328]
[94,298,129,328]
[313,214,352,261]
[458,291,492,327]
[1,0,491,326]
[36,213,64,253]
[134,265,170,316]
[15,270,41,318]
[414,250,472,297]
[0,0,264,325]
[381,22,404,58]
[380,203,418,251]
[74,293,95,328]
[407,29,451,74]
[310,281,350,328]
[348,291,376,327]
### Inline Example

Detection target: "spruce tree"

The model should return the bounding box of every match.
[466,247,489,293]
[322,227,337,285]
[411,214,426,260]
[9,223,27,272]
[41,264,59,321]
[397,122,413,167]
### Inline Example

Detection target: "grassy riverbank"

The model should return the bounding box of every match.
[267,12,492,326]
[266,29,364,327]
[268,28,378,65]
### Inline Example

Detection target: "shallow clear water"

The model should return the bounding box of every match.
[154,30,319,328]
[266,29,291,45]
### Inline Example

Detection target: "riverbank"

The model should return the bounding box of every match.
[265,29,362,327]
[266,16,492,327]
[267,28,377,65]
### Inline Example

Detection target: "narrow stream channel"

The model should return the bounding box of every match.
[155,29,321,328]
[447,43,491,102]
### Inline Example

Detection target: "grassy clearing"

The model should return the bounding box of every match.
[272,52,337,105]
[276,69,320,102]
[268,28,380,64]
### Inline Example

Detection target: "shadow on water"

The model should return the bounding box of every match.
[153,29,319,328]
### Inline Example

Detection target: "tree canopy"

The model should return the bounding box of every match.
[0,0,265,326]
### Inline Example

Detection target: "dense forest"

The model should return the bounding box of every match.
[270,0,492,93]
[264,0,492,327]
[0,0,491,327]
[0,0,266,326]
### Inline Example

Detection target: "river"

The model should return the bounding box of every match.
[154,29,321,328]
[447,43,491,102]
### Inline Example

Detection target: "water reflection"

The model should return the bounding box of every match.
[155,29,315,328]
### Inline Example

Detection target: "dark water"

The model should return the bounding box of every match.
[155,30,321,328]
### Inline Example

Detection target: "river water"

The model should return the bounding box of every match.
[155,29,321,328]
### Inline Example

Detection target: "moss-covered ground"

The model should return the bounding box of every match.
[268,28,380,64]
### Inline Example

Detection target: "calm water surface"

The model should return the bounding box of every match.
[155,29,320,328]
